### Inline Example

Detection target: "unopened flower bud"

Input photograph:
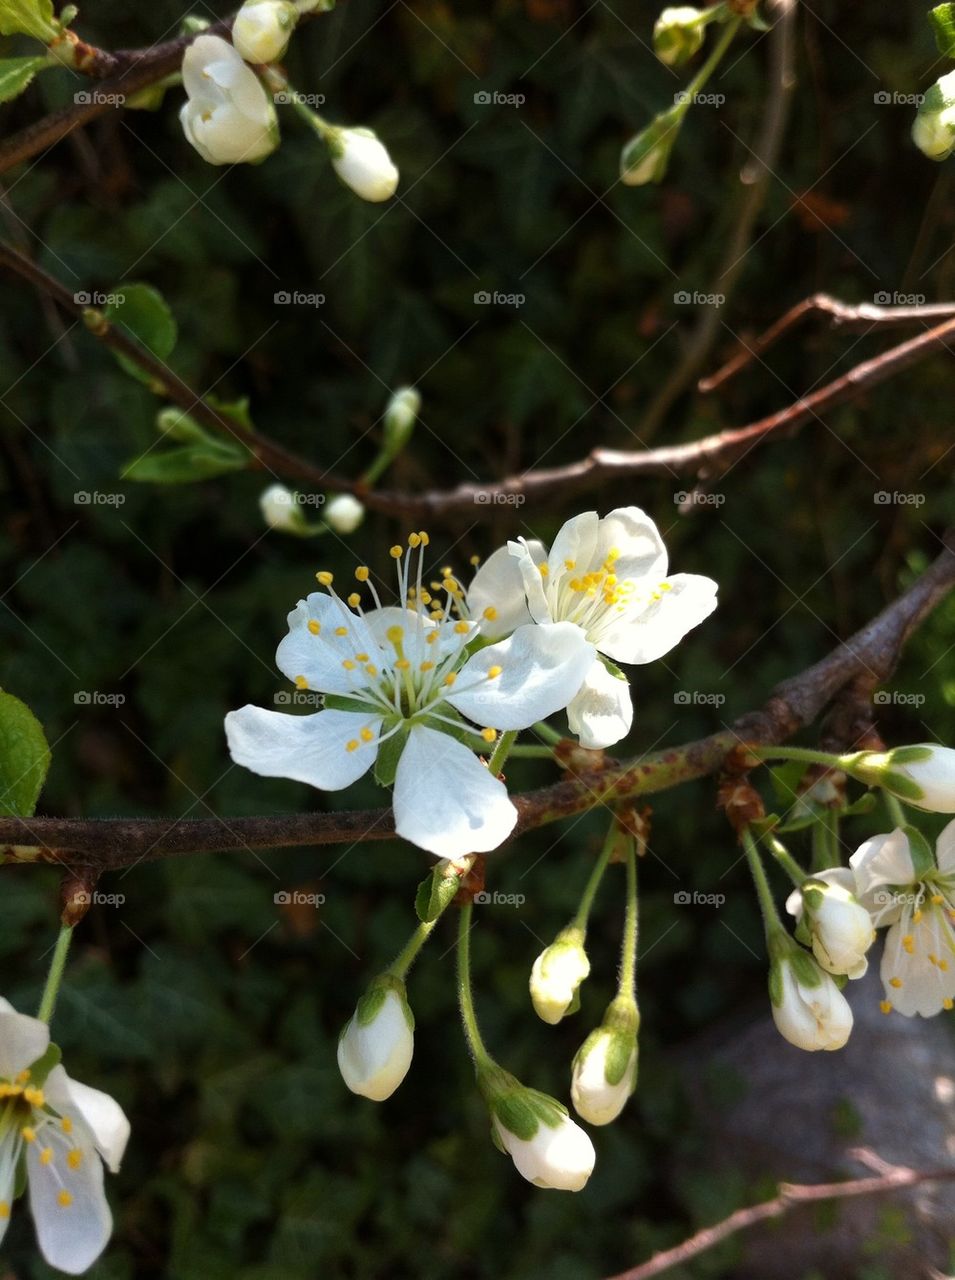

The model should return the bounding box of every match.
[337,975,414,1101]
[479,1065,595,1191]
[329,127,399,202]
[530,926,590,1024]
[232,0,298,64]
[260,483,304,532]
[913,70,955,161]
[768,947,853,1051]
[786,872,874,979]
[848,743,955,813]
[571,997,639,1126]
[384,386,420,454]
[324,493,365,535]
[620,107,682,186]
[653,6,706,66]
[180,35,279,165]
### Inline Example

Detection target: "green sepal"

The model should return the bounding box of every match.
[903,825,936,879]
[0,687,50,818]
[354,973,411,1031]
[374,725,408,786]
[601,656,628,683]
[415,860,462,923]
[27,1040,62,1087]
[13,1150,27,1199]
[490,1084,566,1143]
[788,946,824,989]
[929,3,955,56]
[879,772,924,802]
[887,745,934,765]
[419,707,482,752]
[620,105,684,185]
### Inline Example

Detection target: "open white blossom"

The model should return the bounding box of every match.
[329,128,398,202]
[225,533,594,857]
[769,952,853,1051]
[337,979,414,1101]
[849,821,955,1017]
[496,508,717,748]
[0,997,129,1275]
[180,35,279,165]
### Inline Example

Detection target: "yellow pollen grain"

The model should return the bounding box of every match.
[538,563,549,577]
[660,581,673,591]
[335,626,348,637]
[469,554,480,566]
[408,533,421,548]
[390,546,403,559]
[420,661,435,672]
[889,977,903,989]
[294,675,309,690]
[67,1149,83,1170]
[316,571,333,586]
[945,998,954,1010]
[347,593,361,608]
[0,1202,8,1219]
[40,1147,53,1166]
[365,664,378,677]
[355,653,369,662]
[420,591,432,606]
[360,728,375,743]
[23,1087,44,1107]
[355,566,370,582]
[941,959,950,971]
[16,1070,30,1084]
[442,578,458,593]
[914,909,924,923]
[386,625,404,644]
[454,621,470,634]
[481,728,496,742]
[394,659,410,671]
[342,659,357,671]
[346,740,359,753]
[426,631,439,645]
[441,565,452,577]
[930,953,939,966]
[57,1191,73,1209]
[419,532,430,547]
[482,606,498,621]
[307,620,321,636]
[486,666,502,679]
[21,1127,36,1143]
[932,894,944,905]
[444,673,457,687]
[880,1001,893,1015]
[61,1117,73,1134]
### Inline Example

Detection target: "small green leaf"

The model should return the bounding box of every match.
[122,441,248,484]
[0,0,59,41]
[0,688,51,817]
[414,861,462,923]
[929,3,955,56]
[0,54,50,103]
[207,394,255,432]
[103,282,177,385]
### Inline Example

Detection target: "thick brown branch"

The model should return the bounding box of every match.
[604,1148,955,1280]
[2,529,952,871]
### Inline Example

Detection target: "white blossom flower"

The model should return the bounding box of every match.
[485,1079,595,1191]
[785,869,875,979]
[849,821,955,1017]
[913,70,955,160]
[324,494,365,535]
[769,951,853,1051]
[529,928,590,1024]
[571,1022,637,1126]
[180,35,279,165]
[0,997,129,1275]
[232,0,297,64]
[499,507,717,748]
[337,978,414,1101]
[329,127,398,202]
[225,533,595,857]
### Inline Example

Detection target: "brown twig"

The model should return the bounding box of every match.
[1,528,951,870]
[604,1147,955,1280]
[700,291,955,393]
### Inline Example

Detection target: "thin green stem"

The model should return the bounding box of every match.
[389,918,437,980]
[762,831,807,887]
[618,835,638,997]
[810,809,840,873]
[883,791,908,830]
[742,827,784,943]
[749,745,847,770]
[488,729,518,778]
[508,745,557,760]
[37,924,73,1024]
[572,821,618,932]
[682,16,741,106]
[456,902,492,1071]
[532,721,564,746]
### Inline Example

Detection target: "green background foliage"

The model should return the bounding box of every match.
[1,0,953,1276]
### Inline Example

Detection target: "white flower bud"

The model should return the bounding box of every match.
[787,875,875,979]
[913,70,955,160]
[769,951,853,1051]
[337,978,414,1101]
[483,1074,595,1191]
[384,386,420,453]
[529,927,590,1024]
[885,744,955,812]
[180,34,279,165]
[324,493,365,534]
[232,0,297,64]
[653,6,706,66]
[329,127,399,202]
[571,1024,637,1126]
[620,108,682,186]
[259,483,302,531]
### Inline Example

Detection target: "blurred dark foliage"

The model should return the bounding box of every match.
[0,0,953,1276]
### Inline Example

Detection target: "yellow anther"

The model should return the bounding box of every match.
[486,666,502,679]
[889,977,903,989]
[914,909,924,923]
[342,659,357,671]
[360,727,375,743]
[418,531,430,546]
[564,559,575,570]
[347,593,361,608]
[57,1190,73,1209]
[454,621,470,634]
[408,533,421,548]
[294,675,309,690]
[444,673,457,687]
[482,606,498,621]
[23,1087,44,1108]
[442,577,458,593]
[365,664,378,677]
[40,1147,53,1166]
[355,566,370,582]
[61,1117,73,1135]
[426,631,439,644]
[355,652,369,662]
[429,610,443,621]
[941,959,950,971]
[538,562,549,576]
[0,1203,8,1219]
[660,581,673,591]
[307,620,321,636]
[386,625,404,644]
[932,894,944,905]
[21,1127,36,1143]
[346,740,359,753]
[316,571,334,586]
[394,659,410,671]
[481,728,496,742]
[930,953,939,966]
[441,565,452,576]
[469,554,480,566]
[419,591,432,606]
[16,1070,30,1084]
[945,998,954,1010]
[67,1149,83,1170]
[606,547,620,561]
[420,661,435,672]
[880,1001,893,1015]
[390,545,403,559]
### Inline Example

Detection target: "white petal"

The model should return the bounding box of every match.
[467,543,541,639]
[850,828,915,896]
[566,656,634,749]
[225,706,380,790]
[393,725,517,857]
[597,572,717,665]
[936,817,955,872]
[0,1006,49,1080]
[59,1075,130,1174]
[275,594,378,695]
[549,512,600,584]
[27,1127,112,1275]
[181,35,237,98]
[509,538,552,624]
[449,622,595,730]
[594,506,668,582]
[881,910,955,1017]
